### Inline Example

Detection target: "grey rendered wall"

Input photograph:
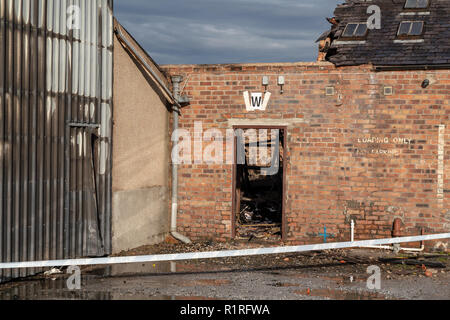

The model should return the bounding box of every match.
[112,34,170,254]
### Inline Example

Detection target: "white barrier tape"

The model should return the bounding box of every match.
[0,233,449,270]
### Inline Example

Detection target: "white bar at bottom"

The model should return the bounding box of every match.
[0,233,449,270]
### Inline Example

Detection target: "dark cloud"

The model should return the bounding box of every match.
[115,0,342,65]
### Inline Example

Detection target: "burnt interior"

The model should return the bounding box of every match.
[235,129,284,241]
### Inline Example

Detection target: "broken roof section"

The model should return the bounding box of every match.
[318,0,450,68]
[113,18,177,106]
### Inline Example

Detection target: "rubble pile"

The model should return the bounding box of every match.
[236,170,283,241]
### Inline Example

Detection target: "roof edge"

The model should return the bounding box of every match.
[114,18,178,106]
[161,61,335,68]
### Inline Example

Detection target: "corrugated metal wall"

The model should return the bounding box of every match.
[0,0,114,283]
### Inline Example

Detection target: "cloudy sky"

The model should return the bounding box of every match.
[115,0,342,65]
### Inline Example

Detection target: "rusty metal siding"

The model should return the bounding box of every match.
[0,0,114,283]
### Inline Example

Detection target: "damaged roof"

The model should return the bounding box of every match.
[320,0,450,68]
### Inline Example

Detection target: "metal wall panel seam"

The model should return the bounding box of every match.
[4,0,14,282]
[20,0,31,279]
[12,0,23,279]
[63,0,72,261]
[0,0,6,283]
[28,0,38,279]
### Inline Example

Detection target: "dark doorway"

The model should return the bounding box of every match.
[232,126,286,242]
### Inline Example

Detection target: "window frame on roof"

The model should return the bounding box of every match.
[396,21,425,38]
[339,22,369,40]
[404,0,430,10]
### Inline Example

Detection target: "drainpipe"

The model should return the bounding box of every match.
[170,75,192,244]
[351,220,355,242]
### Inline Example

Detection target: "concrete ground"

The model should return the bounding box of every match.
[0,242,449,300]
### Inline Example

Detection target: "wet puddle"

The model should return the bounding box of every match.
[294,288,389,300]
[0,262,232,300]
[85,262,232,277]
[290,273,364,284]
[0,277,111,300]
[0,277,218,300]
[179,279,232,287]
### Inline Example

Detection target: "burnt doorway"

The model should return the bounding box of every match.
[232,126,286,242]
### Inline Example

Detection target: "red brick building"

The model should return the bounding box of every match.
[161,0,449,250]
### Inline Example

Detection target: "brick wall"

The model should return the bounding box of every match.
[162,62,450,250]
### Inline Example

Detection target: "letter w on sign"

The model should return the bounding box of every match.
[244,91,271,111]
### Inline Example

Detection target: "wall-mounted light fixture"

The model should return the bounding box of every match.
[262,76,269,93]
[278,76,285,94]
[421,79,430,88]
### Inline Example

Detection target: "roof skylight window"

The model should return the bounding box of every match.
[342,23,368,38]
[404,0,430,9]
[397,21,424,36]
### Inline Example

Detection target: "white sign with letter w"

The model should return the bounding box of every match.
[244,91,271,112]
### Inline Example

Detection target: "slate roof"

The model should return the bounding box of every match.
[320,0,450,68]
